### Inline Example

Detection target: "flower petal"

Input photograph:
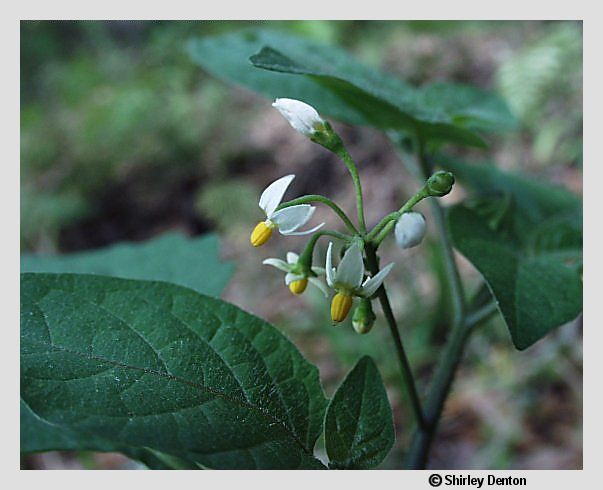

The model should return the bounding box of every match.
[359,262,394,297]
[285,272,304,285]
[325,242,335,287]
[259,174,295,217]
[283,222,325,236]
[395,212,426,249]
[286,252,299,264]
[335,242,364,289]
[309,277,329,297]
[311,266,326,276]
[272,98,324,136]
[270,205,314,234]
[262,258,291,272]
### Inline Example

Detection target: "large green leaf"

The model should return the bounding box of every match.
[442,157,582,349]
[250,46,514,147]
[21,232,234,297]
[21,273,327,469]
[21,399,195,469]
[438,155,581,223]
[324,357,394,469]
[21,398,117,453]
[188,29,516,148]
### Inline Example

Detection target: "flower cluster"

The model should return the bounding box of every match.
[250,98,455,331]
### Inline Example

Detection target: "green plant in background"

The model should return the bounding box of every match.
[496,22,582,166]
[20,25,582,470]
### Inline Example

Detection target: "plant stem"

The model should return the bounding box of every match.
[415,138,465,329]
[405,300,498,469]
[278,194,359,235]
[364,243,427,432]
[337,148,367,233]
[464,301,498,329]
[298,229,351,271]
[386,134,468,468]
[404,318,472,468]
[366,188,430,245]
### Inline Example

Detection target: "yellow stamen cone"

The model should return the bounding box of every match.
[250,221,273,247]
[331,292,353,323]
[289,278,308,295]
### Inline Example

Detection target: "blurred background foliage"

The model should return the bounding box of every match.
[21,20,582,470]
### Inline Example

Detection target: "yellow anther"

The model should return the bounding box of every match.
[289,278,308,295]
[331,292,353,323]
[250,221,274,247]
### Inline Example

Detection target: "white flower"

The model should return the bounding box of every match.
[326,242,394,298]
[394,212,426,249]
[263,252,328,296]
[326,242,393,323]
[272,98,325,137]
[250,175,324,247]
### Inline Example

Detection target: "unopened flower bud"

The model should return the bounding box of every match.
[272,98,326,137]
[426,171,455,197]
[352,298,377,334]
[395,212,426,249]
[272,98,343,153]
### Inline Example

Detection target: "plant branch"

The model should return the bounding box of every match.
[367,188,430,245]
[364,243,427,432]
[277,194,359,235]
[385,133,469,469]
[337,148,367,233]
[415,138,465,329]
[465,301,498,329]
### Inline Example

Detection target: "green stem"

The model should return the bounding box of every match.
[277,194,359,235]
[404,317,472,468]
[298,230,351,271]
[415,139,465,328]
[387,133,468,469]
[367,189,430,245]
[337,148,367,233]
[367,212,401,242]
[464,301,498,329]
[364,243,427,432]
[405,300,498,469]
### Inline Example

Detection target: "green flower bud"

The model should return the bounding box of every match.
[426,171,455,197]
[352,298,377,334]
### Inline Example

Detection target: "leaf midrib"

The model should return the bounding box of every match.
[30,279,306,450]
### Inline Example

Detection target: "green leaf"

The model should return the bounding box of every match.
[442,158,582,349]
[21,398,118,453]
[188,29,365,125]
[438,155,581,223]
[419,83,518,134]
[249,46,502,148]
[21,273,327,469]
[21,232,234,297]
[22,398,199,469]
[188,29,516,148]
[324,356,394,469]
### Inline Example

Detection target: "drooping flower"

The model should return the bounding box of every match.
[250,175,324,247]
[272,98,326,137]
[394,212,426,249]
[325,242,394,323]
[263,252,328,296]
